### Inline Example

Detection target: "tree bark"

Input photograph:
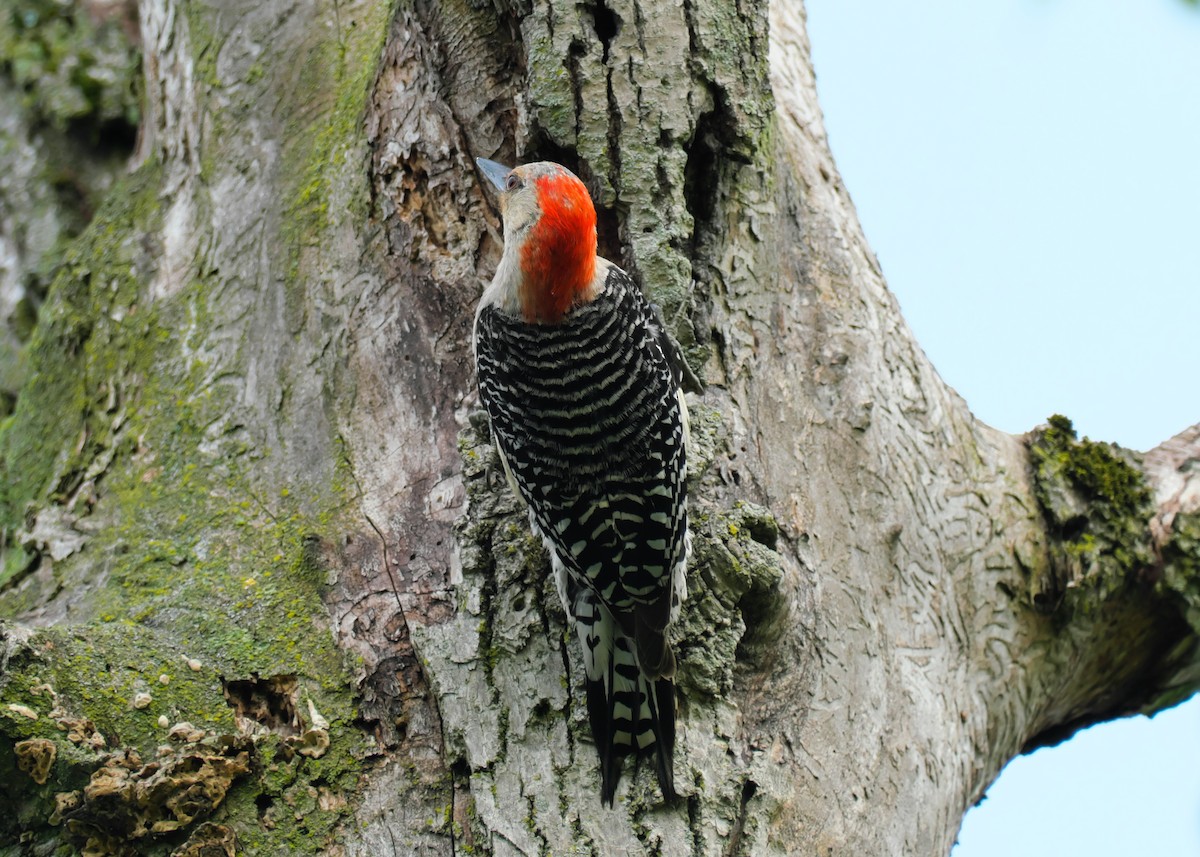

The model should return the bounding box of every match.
[1,1,1197,855]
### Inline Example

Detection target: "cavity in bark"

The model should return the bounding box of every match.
[221,674,300,736]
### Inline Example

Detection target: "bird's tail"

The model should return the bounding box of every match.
[572,585,676,806]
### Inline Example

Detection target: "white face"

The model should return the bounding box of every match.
[475,160,543,316]
[495,166,542,243]
[477,159,585,245]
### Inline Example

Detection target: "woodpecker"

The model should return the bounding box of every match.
[472,157,690,805]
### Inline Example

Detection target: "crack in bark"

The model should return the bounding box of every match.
[722,779,757,857]
[593,0,617,62]
[686,790,704,857]
[631,0,648,58]
[549,581,577,755]
[566,35,586,148]
[604,62,622,237]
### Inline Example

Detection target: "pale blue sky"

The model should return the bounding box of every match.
[804,1,1200,854]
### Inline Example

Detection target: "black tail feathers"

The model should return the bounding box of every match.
[587,650,677,806]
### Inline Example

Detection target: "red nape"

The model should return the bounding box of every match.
[519,171,598,323]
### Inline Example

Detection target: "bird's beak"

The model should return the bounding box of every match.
[476,158,513,192]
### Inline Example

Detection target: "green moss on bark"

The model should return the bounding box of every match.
[1027,414,1156,612]
[1160,511,1200,632]
[0,0,141,133]
[0,0,396,850]
[278,1,387,296]
[0,157,165,533]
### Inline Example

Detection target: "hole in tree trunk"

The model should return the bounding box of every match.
[221,674,301,737]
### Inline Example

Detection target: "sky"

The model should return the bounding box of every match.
[804,1,1200,855]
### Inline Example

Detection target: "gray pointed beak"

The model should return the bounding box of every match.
[476,157,513,192]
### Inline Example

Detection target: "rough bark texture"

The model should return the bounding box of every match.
[0,0,1197,855]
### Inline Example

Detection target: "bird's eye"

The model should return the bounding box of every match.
[505,173,522,191]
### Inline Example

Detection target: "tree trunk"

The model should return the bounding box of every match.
[1,0,1197,855]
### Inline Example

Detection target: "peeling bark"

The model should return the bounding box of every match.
[0,0,1196,855]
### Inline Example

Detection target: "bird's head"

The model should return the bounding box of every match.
[477,158,599,324]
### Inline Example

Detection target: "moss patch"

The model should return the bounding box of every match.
[0,0,141,133]
[1027,414,1155,612]
[277,0,385,297]
[1,334,368,848]
[0,1,395,851]
[1160,510,1200,633]
[0,157,164,548]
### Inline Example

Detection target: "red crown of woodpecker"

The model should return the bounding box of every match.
[521,170,597,323]
[479,159,599,324]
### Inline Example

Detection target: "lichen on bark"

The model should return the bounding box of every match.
[497,0,774,380]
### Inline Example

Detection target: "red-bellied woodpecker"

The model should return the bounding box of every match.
[473,157,690,805]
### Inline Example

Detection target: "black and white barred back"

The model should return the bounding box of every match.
[474,264,689,804]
